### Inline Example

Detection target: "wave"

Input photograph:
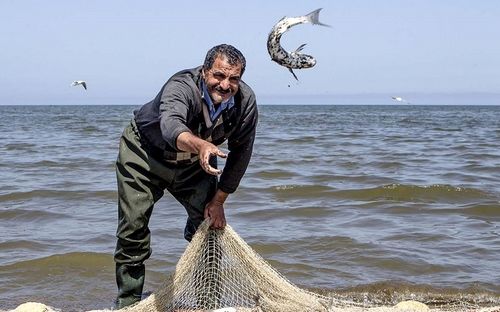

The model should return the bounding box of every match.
[321,281,500,308]
[0,208,66,221]
[254,168,296,179]
[333,184,494,203]
[0,252,114,274]
[254,183,495,206]
[0,189,116,201]
[0,252,116,311]
[460,203,500,216]
[3,142,37,151]
[272,184,333,197]
[0,239,48,251]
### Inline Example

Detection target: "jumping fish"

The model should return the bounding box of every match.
[267,8,330,80]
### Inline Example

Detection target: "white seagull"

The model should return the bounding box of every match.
[71,80,87,90]
[391,96,409,103]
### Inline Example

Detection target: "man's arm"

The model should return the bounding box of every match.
[177,132,230,229]
[176,131,227,176]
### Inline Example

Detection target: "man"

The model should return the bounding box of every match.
[114,44,258,308]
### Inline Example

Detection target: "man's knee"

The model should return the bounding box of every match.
[114,229,152,264]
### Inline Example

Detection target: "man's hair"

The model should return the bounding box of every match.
[203,44,246,75]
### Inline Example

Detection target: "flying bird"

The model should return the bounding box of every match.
[267,8,330,81]
[71,80,87,90]
[392,96,410,104]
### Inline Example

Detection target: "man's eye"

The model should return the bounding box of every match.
[213,73,225,79]
[229,77,240,84]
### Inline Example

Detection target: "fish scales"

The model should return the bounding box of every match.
[267,8,330,80]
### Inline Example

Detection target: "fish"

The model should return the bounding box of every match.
[267,8,330,80]
[71,80,87,90]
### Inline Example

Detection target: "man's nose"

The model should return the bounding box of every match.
[219,79,231,90]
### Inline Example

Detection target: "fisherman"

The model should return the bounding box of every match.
[114,44,258,309]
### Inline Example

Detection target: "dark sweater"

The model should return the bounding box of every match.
[134,66,258,194]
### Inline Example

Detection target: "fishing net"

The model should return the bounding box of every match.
[118,219,330,312]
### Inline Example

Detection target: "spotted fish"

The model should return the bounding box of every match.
[267,8,330,80]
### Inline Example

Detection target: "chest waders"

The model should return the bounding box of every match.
[114,119,219,308]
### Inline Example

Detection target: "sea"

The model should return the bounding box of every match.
[0,104,499,311]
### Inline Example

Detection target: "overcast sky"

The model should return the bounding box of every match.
[1,0,499,105]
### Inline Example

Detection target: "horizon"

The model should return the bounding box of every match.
[1,92,499,106]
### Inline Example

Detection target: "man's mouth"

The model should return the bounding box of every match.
[215,87,231,95]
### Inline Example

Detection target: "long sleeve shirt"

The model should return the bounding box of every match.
[133,66,258,194]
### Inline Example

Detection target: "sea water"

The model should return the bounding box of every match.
[0,104,499,311]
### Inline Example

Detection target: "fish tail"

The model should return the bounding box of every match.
[305,8,330,27]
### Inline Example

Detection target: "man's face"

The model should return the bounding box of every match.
[203,55,242,105]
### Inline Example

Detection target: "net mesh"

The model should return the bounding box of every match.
[120,219,330,311]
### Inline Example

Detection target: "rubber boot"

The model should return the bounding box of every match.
[115,263,145,309]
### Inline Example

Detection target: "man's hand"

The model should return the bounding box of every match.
[204,190,228,229]
[199,142,226,175]
[176,132,227,175]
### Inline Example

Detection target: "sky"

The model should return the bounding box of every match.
[0,0,499,105]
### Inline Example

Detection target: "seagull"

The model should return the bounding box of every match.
[71,80,87,90]
[391,96,410,104]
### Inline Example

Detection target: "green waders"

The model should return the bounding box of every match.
[114,120,217,309]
